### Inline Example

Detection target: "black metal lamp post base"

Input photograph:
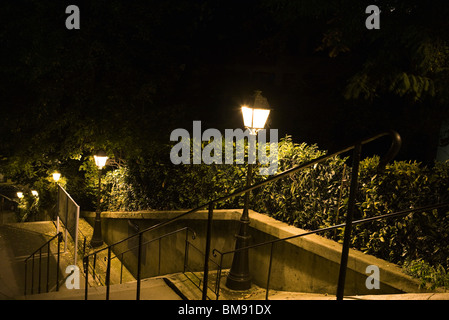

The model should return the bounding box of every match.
[90,216,103,247]
[225,222,252,290]
[90,237,103,248]
[226,163,253,291]
[226,270,252,290]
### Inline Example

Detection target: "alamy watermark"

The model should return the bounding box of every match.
[65,5,80,30]
[65,265,80,289]
[64,5,380,31]
[365,264,380,290]
[170,121,278,175]
[366,5,380,30]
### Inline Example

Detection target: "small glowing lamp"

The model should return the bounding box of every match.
[17,192,24,199]
[52,172,61,182]
[94,150,108,169]
[31,190,39,197]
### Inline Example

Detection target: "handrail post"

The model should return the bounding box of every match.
[38,248,42,294]
[158,238,162,275]
[106,247,112,300]
[202,203,214,300]
[56,233,61,292]
[46,241,50,292]
[24,261,27,296]
[84,256,89,300]
[215,253,224,300]
[120,253,124,284]
[136,232,142,300]
[183,230,189,273]
[265,242,274,300]
[31,254,34,294]
[336,142,362,300]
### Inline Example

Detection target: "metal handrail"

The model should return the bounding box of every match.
[84,130,400,259]
[111,227,197,261]
[83,130,402,300]
[211,202,449,299]
[84,226,197,299]
[24,232,63,295]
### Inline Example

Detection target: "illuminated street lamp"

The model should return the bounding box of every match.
[226,91,270,290]
[31,190,39,197]
[94,150,109,169]
[91,150,108,248]
[17,192,24,199]
[241,106,270,135]
[52,172,61,182]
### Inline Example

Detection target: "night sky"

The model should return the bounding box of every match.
[1,1,449,166]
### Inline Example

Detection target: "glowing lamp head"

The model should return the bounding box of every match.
[94,150,108,169]
[17,192,24,199]
[31,190,39,197]
[241,106,270,135]
[52,172,61,182]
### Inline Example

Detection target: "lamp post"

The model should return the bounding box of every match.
[90,150,108,248]
[52,172,61,233]
[226,91,270,290]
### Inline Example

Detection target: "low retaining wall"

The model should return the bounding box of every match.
[82,209,427,295]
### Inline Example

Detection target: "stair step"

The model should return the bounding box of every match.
[21,276,184,300]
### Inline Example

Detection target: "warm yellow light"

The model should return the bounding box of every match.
[94,150,108,169]
[31,190,39,197]
[52,172,61,182]
[241,106,253,128]
[241,106,270,133]
[17,192,24,199]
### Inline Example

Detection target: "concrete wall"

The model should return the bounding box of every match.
[82,209,427,296]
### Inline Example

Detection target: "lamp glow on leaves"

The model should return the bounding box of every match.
[241,106,270,135]
[94,150,108,169]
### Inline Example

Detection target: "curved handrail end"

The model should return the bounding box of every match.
[377,130,402,172]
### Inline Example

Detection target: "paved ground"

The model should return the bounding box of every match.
[1,214,449,301]
[22,277,183,300]
[0,219,63,299]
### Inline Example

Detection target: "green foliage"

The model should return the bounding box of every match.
[352,158,449,270]
[403,259,449,289]
[98,135,449,287]
[107,139,251,211]
[253,136,349,232]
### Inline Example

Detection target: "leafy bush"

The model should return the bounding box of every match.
[99,135,449,286]
[253,136,349,232]
[353,158,449,270]
[403,259,449,289]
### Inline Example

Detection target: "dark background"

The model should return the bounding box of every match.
[1,0,449,171]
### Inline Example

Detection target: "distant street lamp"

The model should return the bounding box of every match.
[226,91,270,290]
[90,150,109,248]
[17,192,24,199]
[31,190,39,197]
[52,172,61,182]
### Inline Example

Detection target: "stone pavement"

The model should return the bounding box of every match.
[1,214,449,301]
[0,219,65,299]
[163,271,449,300]
[22,277,183,300]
